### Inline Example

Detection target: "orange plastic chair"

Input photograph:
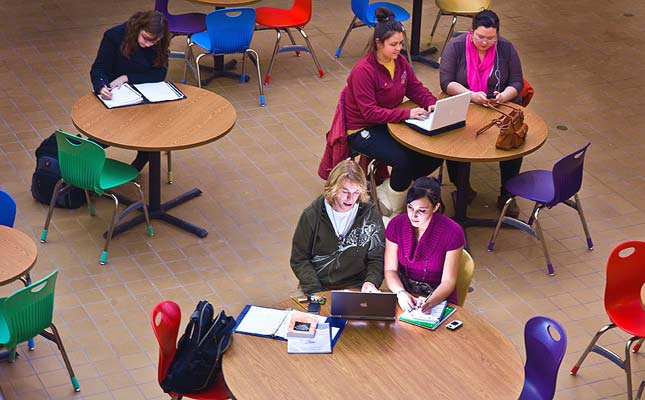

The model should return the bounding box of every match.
[570,241,645,400]
[520,78,534,107]
[255,0,324,84]
[151,301,230,400]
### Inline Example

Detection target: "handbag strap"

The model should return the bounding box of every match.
[476,118,501,136]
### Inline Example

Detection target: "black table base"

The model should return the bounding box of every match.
[107,152,208,239]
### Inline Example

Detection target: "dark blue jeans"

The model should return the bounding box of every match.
[347,124,442,192]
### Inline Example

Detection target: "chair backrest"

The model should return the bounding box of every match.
[0,189,17,227]
[435,0,492,14]
[520,316,567,400]
[54,130,106,194]
[290,0,313,26]
[455,249,474,306]
[548,143,591,207]
[0,270,58,349]
[520,78,534,107]
[604,241,645,327]
[351,0,372,26]
[206,8,256,54]
[154,0,169,15]
[151,300,182,384]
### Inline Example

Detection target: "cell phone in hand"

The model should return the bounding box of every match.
[446,320,463,330]
[486,93,496,99]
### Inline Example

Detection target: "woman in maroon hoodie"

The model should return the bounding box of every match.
[344,7,442,217]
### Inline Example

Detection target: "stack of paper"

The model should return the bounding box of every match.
[399,300,455,330]
[287,322,332,354]
[100,84,143,109]
[133,82,185,102]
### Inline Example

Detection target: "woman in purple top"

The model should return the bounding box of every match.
[439,10,524,218]
[344,7,442,217]
[384,177,465,313]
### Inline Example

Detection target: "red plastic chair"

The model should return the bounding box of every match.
[255,0,324,84]
[520,78,534,107]
[151,301,231,400]
[570,241,645,400]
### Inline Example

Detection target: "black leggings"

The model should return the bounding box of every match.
[347,124,442,192]
[446,158,523,195]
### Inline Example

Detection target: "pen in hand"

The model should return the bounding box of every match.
[99,78,112,100]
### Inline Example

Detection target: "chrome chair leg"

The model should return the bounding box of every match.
[427,9,443,47]
[367,159,380,214]
[101,193,120,265]
[131,181,153,237]
[487,196,513,251]
[48,323,80,392]
[438,15,458,61]
[285,28,299,52]
[264,28,282,85]
[335,16,358,58]
[84,190,94,216]
[296,27,324,78]
[167,151,173,184]
[571,323,616,375]
[402,28,414,67]
[246,49,265,106]
[574,193,593,249]
[636,380,645,400]
[40,179,66,243]
[532,207,554,275]
[195,52,206,88]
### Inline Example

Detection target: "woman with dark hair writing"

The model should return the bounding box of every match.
[90,10,171,170]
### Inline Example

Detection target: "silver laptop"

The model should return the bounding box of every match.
[330,291,397,320]
[405,91,471,136]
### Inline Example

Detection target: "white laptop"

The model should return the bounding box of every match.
[330,291,397,320]
[405,91,471,136]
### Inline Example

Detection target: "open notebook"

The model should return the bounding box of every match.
[96,81,186,109]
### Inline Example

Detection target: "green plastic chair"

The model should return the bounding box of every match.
[0,269,80,391]
[40,129,153,264]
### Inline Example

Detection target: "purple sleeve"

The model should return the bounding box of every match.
[348,65,411,123]
[385,214,405,243]
[505,43,524,94]
[403,59,437,109]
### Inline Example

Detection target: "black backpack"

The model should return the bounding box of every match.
[31,133,87,209]
[160,301,236,394]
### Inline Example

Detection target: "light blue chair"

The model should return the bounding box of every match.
[185,8,265,106]
[335,0,413,66]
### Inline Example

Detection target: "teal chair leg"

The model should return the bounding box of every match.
[49,323,80,392]
[40,179,66,243]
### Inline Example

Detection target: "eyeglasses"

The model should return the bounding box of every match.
[472,32,498,44]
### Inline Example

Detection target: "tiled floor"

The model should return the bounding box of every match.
[0,0,644,398]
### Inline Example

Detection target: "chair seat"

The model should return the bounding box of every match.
[99,159,140,191]
[505,169,554,204]
[363,2,410,26]
[167,13,206,35]
[608,303,645,338]
[170,370,230,399]
[191,31,212,52]
[256,7,309,28]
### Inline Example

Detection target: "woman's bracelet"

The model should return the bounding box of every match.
[395,289,407,295]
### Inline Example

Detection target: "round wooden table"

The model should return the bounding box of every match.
[0,225,37,286]
[223,293,524,399]
[389,101,548,227]
[71,84,236,238]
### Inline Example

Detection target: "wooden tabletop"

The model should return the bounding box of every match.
[0,226,37,286]
[388,101,548,162]
[71,84,236,152]
[182,0,260,6]
[223,293,524,399]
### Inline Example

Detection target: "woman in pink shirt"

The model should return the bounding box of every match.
[344,7,442,217]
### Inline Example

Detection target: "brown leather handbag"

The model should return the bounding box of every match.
[476,103,528,150]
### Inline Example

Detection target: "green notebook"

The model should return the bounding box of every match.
[398,303,456,331]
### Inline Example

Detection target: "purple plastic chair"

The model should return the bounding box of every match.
[487,143,593,275]
[520,316,567,400]
[155,0,206,38]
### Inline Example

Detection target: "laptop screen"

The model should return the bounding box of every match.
[330,291,397,320]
